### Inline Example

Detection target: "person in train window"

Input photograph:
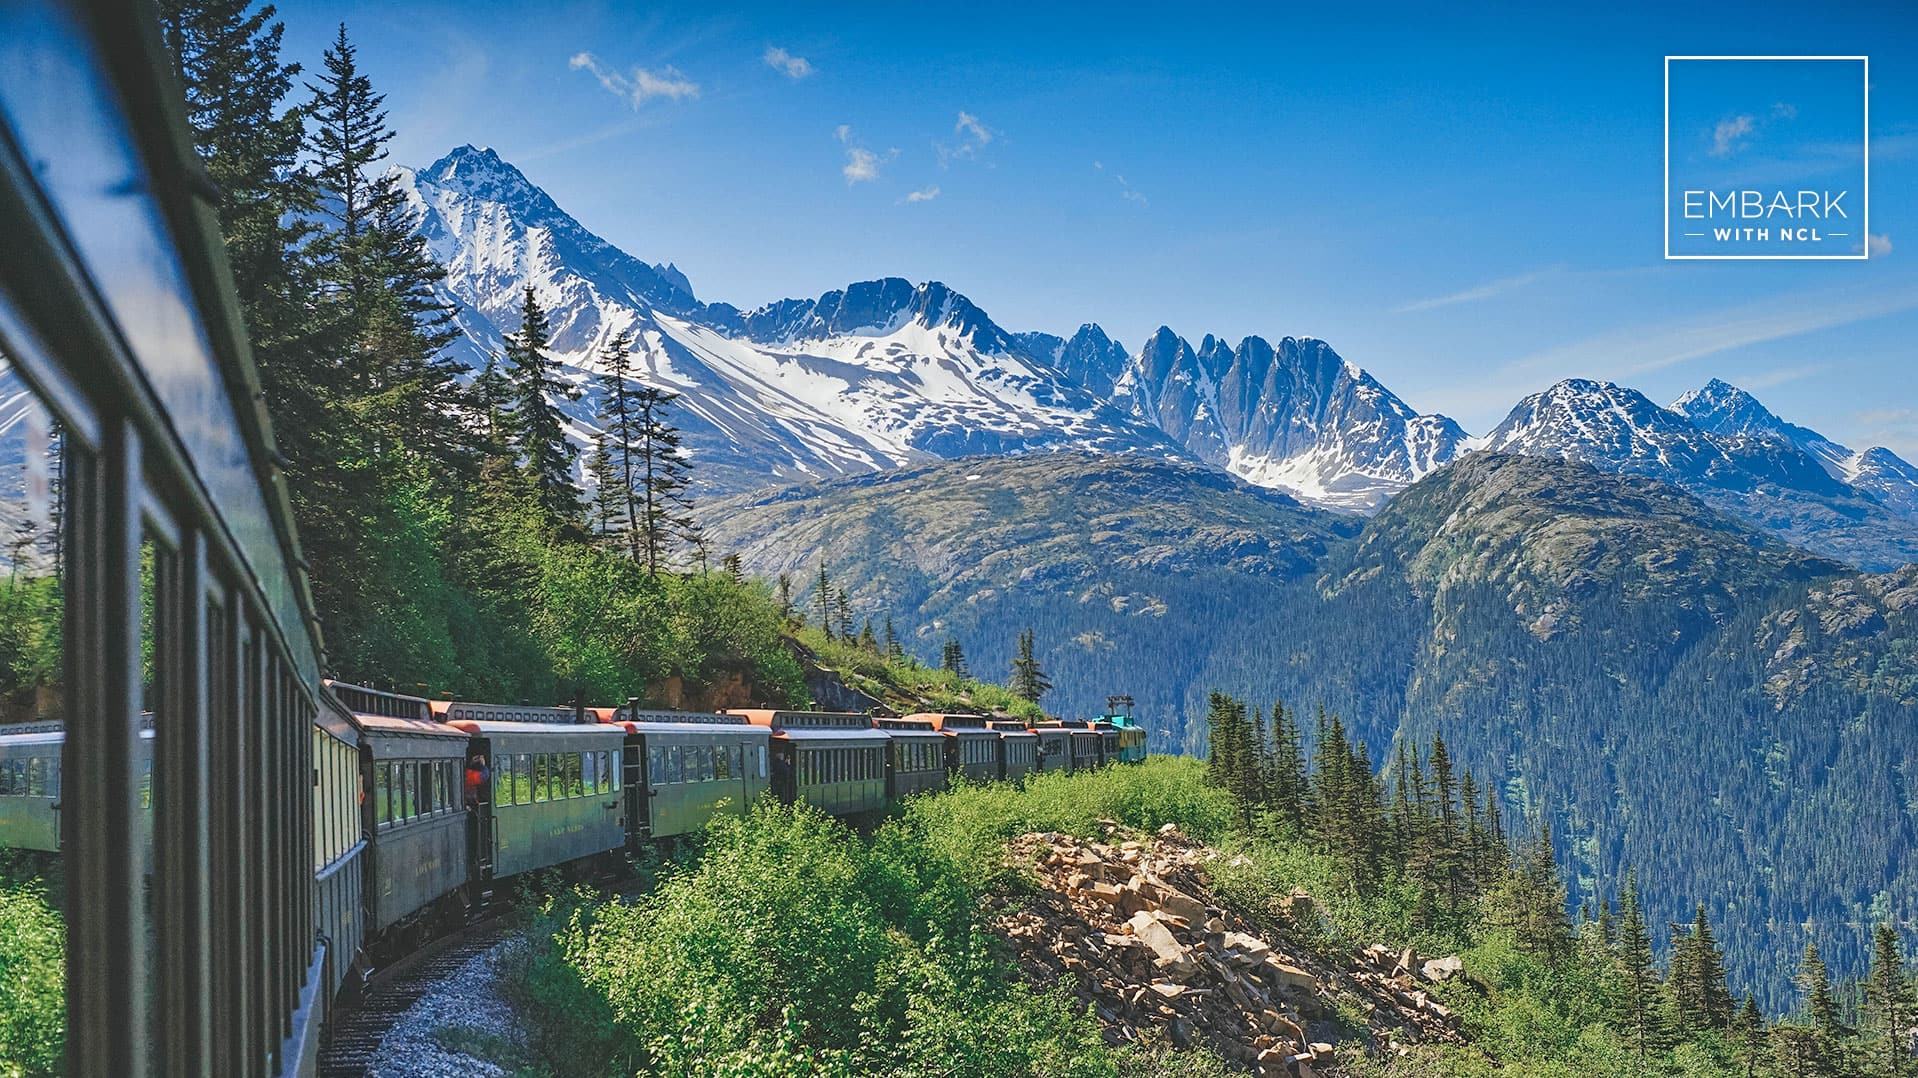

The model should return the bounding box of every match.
[465,754,488,808]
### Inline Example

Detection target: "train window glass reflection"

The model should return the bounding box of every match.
[647,747,662,787]
[568,753,583,798]
[533,755,548,802]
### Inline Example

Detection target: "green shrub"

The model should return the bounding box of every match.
[0,876,64,1078]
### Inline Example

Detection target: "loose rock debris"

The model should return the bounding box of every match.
[989,822,1465,1075]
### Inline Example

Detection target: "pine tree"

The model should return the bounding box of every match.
[1615,871,1663,1058]
[1268,703,1308,837]
[473,354,516,460]
[1010,627,1051,704]
[777,574,795,623]
[1671,904,1734,1034]
[834,587,854,640]
[883,618,904,663]
[587,436,623,538]
[502,287,583,527]
[1866,924,1914,1078]
[722,553,744,582]
[1428,733,1464,916]
[304,23,389,322]
[940,638,968,677]
[857,619,877,653]
[1800,941,1846,1078]
[630,377,696,575]
[1733,995,1766,1078]
[592,333,643,561]
[814,565,834,639]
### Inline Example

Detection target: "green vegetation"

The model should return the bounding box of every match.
[791,623,1044,720]
[507,759,1235,1078]
[0,572,59,724]
[706,449,1918,1007]
[0,859,63,1078]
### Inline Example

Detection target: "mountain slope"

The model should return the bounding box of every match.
[1481,378,1918,571]
[398,146,1183,493]
[1674,377,1918,522]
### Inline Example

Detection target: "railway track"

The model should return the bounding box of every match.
[315,918,506,1078]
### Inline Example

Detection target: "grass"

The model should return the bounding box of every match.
[0,856,64,1078]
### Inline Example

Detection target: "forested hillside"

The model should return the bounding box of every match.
[707,450,1918,1007]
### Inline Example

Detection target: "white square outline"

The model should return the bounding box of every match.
[1664,55,1869,261]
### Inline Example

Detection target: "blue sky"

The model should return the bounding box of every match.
[276,1,1918,455]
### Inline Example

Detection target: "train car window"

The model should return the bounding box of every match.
[610,750,620,792]
[582,750,597,793]
[0,760,13,796]
[731,744,745,782]
[404,761,418,820]
[568,753,584,798]
[49,756,59,800]
[758,745,768,780]
[494,755,510,805]
[713,745,729,781]
[701,746,717,783]
[25,757,43,797]
[648,746,663,787]
[598,750,612,793]
[514,754,531,804]
[375,763,390,827]
[534,755,549,802]
[418,762,435,816]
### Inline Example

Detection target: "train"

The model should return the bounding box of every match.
[0,680,1149,1001]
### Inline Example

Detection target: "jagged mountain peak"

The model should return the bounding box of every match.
[738,277,1014,352]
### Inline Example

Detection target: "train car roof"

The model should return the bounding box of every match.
[620,720,768,739]
[445,719,626,744]
[726,709,872,730]
[434,701,588,724]
[986,721,1038,737]
[599,706,751,726]
[873,717,941,736]
[906,713,994,733]
[767,727,889,743]
[0,727,67,747]
[354,714,468,740]
[324,679,434,722]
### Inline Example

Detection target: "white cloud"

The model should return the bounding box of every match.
[1395,268,1558,314]
[903,186,940,203]
[938,111,995,166]
[1772,101,1798,119]
[834,123,853,144]
[763,46,813,79]
[1868,232,1893,256]
[844,147,884,182]
[1710,113,1756,157]
[569,52,699,108]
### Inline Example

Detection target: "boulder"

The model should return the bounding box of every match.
[1421,956,1463,982]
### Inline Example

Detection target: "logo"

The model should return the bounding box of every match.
[1665,56,1869,261]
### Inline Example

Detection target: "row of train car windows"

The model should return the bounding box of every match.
[799,746,883,786]
[647,742,766,786]
[959,737,995,766]
[492,750,617,807]
[374,759,462,829]
[1007,739,1036,765]
[892,740,940,773]
[0,756,59,798]
[313,729,360,872]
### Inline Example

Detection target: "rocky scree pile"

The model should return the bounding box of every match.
[989,824,1463,1076]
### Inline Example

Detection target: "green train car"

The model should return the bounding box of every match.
[0,723,66,852]
[988,720,1041,782]
[731,710,889,817]
[1028,722,1074,773]
[450,719,628,880]
[599,707,771,840]
[875,716,948,800]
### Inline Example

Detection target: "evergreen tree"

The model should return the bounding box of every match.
[1428,733,1464,915]
[940,638,968,677]
[161,0,318,443]
[1485,821,1572,963]
[1671,904,1735,1034]
[1733,994,1766,1078]
[587,436,623,538]
[628,375,697,575]
[814,565,834,639]
[1268,703,1308,837]
[1800,941,1846,1078]
[502,287,583,527]
[592,333,643,560]
[883,618,904,663]
[722,553,745,582]
[857,618,877,654]
[473,354,516,459]
[1615,871,1663,1059]
[304,23,387,312]
[777,574,795,623]
[1866,924,1914,1078]
[1010,627,1052,704]
[834,587,854,641]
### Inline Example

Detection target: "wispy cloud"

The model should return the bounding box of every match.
[1511,286,1918,379]
[835,125,895,184]
[1868,233,1893,257]
[569,52,699,107]
[1743,363,1828,390]
[902,185,940,203]
[1395,268,1559,314]
[1710,114,1757,157]
[1093,160,1148,207]
[937,111,995,166]
[1854,407,1918,460]
[763,46,813,79]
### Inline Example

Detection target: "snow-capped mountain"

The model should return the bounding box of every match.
[1017,326,1468,511]
[398,145,1182,493]
[1481,378,1918,570]
[1673,378,1918,522]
